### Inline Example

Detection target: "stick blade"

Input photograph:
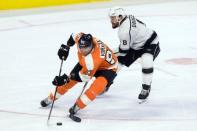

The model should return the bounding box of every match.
[69,114,81,122]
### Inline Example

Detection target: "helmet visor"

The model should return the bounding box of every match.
[78,44,93,56]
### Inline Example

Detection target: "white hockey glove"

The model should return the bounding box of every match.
[112,47,119,56]
[113,47,127,57]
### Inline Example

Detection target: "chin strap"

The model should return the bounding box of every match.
[119,15,127,25]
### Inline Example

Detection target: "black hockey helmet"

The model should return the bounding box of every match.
[78,34,93,48]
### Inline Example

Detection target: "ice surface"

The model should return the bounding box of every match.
[0,1,197,131]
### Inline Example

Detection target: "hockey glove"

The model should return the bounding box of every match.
[52,74,70,86]
[58,44,70,60]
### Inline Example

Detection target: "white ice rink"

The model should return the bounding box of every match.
[0,1,197,131]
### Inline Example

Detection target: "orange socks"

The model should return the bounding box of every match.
[49,80,78,100]
[76,77,108,109]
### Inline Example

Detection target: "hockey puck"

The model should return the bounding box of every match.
[56,122,62,126]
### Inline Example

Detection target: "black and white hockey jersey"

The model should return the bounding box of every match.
[117,15,159,56]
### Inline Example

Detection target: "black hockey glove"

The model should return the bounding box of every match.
[52,74,70,86]
[118,49,136,67]
[117,56,126,65]
[58,44,70,60]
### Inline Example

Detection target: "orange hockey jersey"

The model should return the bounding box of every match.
[73,33,118,79]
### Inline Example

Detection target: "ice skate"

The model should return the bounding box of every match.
[138,84,151,104]
[40,97,52,107]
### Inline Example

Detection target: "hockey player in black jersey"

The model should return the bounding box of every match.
[109,6,160,103]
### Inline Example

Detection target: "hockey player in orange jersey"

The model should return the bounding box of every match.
[40,33,118,115]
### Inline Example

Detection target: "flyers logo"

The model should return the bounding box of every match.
[106,50,115,65]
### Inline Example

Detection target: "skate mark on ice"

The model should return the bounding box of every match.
[0,109,197,122]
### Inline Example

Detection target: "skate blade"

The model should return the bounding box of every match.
[138,99,147,104]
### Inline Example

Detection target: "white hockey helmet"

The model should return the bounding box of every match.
[109,6,126,21]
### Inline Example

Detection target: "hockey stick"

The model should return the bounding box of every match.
[69,81,89,122]
[47,59,64,125]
